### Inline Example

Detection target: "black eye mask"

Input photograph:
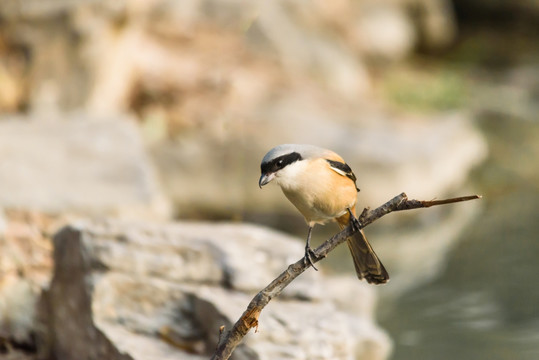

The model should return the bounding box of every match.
[261,152,302,175]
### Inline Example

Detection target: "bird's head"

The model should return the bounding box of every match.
[259,144,325,188]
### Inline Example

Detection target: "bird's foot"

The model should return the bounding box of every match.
[348,209,362,232]
[304,246,318,271]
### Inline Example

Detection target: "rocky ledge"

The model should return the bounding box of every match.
[33,220,391,360]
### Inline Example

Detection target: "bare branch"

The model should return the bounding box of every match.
[210,192,480,360]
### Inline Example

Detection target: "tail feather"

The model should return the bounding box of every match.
[337,212,389,285]
[346,230,389,284]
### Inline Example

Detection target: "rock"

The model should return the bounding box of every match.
[39,220,392,360]
[250,300,389,360]
[40,227,134,360]
[0,210,57,355]
[0,114,170,219]
[251,0,372,99]
[359,0,458,54]
[0,277,37,345]
[354,2,417,61]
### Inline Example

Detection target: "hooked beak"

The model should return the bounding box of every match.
[259,173,275,188]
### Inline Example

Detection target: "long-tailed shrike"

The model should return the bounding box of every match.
[259,144,389,284]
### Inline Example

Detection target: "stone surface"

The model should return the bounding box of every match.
[0,210,58,357]
[0,114,170,219]
[39,220,391,360]
[0,277,37,345]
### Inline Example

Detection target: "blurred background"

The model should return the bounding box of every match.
[0,0,537,359]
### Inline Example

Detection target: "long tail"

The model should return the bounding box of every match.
[337,212,389,284]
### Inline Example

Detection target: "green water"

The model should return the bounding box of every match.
[379,116,539,360]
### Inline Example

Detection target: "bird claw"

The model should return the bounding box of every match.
[348,209,362,232]
[350,217,362,232]
[304,247,318,271]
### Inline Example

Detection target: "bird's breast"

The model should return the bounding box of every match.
[276,158,357,224]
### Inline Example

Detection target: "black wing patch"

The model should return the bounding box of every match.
[326,159,360,192]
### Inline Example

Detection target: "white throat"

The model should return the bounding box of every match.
[274,160,308,190]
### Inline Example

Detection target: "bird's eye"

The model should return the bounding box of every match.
[278,159,283,165]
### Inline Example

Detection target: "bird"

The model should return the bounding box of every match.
[258,144,389,284]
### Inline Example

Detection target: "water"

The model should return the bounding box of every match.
[379,116,539,360]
